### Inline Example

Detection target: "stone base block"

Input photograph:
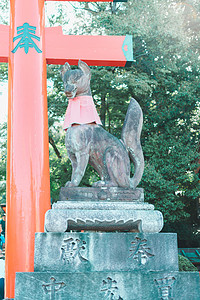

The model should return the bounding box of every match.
[59,186,144,202]
[45,201,163,232]
[15,271,200,300]
[34,232,179,273]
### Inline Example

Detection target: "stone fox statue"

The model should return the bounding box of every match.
[61,60,144,189]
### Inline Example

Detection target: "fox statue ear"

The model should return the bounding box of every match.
[61,62,71,80]
[78,60,91,78]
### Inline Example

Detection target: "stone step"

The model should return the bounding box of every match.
[15,270,200,300]
[34,232,179,273]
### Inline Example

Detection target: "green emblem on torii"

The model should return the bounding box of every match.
[12,22,42,54]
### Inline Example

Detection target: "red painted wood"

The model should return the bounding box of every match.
[45,26,128,66]
[0,25,9,62]
[6,0,51,298]
[0,25,132,66]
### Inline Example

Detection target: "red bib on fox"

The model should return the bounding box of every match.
[63,95,102,129]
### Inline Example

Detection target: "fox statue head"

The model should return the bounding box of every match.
[61,60,91,99]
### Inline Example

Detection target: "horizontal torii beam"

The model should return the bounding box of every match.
[0,25,8,62]
[0,25,133,66]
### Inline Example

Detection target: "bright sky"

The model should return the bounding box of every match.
[0,81,8,124]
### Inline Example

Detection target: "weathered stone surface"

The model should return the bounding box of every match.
[59,186,144,202]
[45,201,163,232]
[34,232,179,272]
[53,201,153,210]
[15,271,200,300]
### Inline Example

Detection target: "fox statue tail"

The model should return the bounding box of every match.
[121,98,144,189]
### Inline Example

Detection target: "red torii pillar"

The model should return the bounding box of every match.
[0,0,132,298]
[6,0,50,298]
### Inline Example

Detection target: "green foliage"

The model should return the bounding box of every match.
[46,0,199,246]
[0,124,7,206]
[0,63,8,81]
[0,0,9,25]
[0,0,8,207]
[44,2,200,248]
[178,254,198,272]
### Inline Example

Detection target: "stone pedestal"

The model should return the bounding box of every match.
[15,271,200,300]
[14,187,200,299]
[45,187,163,232]
[34,233,179,273]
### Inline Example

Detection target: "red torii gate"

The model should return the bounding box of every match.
[0,0,132,298]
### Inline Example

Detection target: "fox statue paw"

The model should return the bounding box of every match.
[92,180,117,188]
[65,181,78,187]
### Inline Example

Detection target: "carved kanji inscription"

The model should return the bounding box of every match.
[101,277,123,300]
[60,237,88,265]
[154,276,176,300]
[42,277,65,300]
[129,237,154,265]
